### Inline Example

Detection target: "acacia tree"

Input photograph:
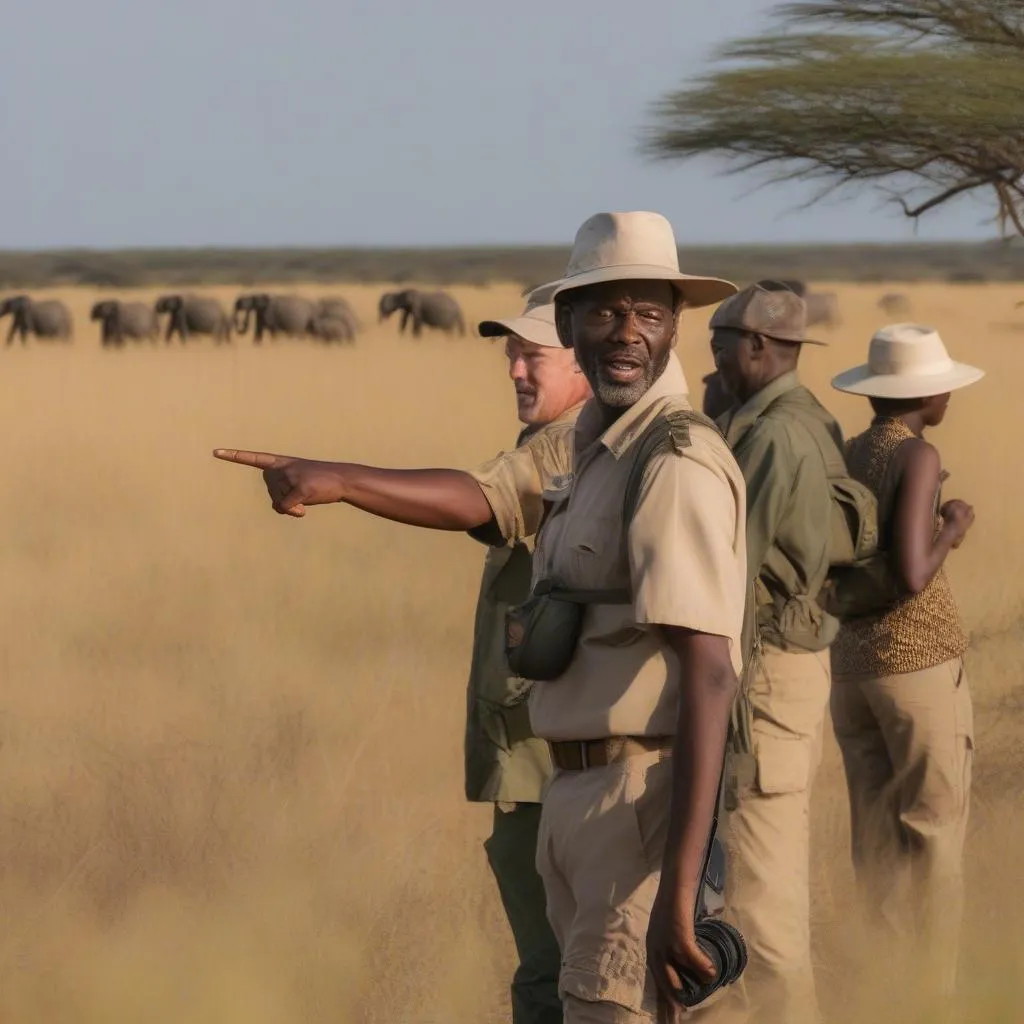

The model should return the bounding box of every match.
[642,0,1024,234]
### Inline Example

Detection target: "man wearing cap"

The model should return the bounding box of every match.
[708,280,842,1024]
[469,301,590,1024]
[212,298,590,1024]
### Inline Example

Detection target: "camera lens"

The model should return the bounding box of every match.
[672,918,748,1008]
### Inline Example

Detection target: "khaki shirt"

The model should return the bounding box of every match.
[472,355,747,742]
[463,404,582,802]
[718,371,840,652]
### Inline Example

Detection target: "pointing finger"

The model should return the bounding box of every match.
[213,449,285,469]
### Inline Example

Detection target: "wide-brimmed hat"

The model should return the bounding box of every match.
[709,281,825,346]
[831,323,984,398]
[478,299,560,348]
[527,212,737,308]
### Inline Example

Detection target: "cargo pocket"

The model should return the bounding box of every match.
[626,755,671,872]
[753,729,811,795]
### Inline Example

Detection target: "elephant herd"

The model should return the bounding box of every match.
[0,288,468,348]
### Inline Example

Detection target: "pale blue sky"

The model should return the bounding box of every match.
[0,0,998,249]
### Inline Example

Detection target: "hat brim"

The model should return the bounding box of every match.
[763,329,827,347]
[528,265,737,308]
[831,362,984,398]
[477,314,561,348]
[713,325,827,347]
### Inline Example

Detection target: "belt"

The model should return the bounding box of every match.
[548,735,673,771]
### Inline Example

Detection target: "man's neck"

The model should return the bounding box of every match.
[738,366,797,406]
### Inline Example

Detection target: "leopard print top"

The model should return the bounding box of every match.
[831,417,968,678]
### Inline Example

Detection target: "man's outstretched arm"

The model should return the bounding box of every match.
[213,449,494,530]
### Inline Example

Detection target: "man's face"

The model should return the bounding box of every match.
[505,334,589,426]
[710,327,757,403]
[558,280,677,408]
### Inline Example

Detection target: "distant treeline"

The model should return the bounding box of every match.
[1,242,1023,289]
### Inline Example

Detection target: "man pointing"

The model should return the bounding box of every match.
[217,298,589,1024]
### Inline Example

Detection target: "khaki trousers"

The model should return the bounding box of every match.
[830,657,974,1001]
[536,749,671,1023]
[707,645,831,1024]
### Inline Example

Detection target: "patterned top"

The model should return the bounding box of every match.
[831,417,968,679]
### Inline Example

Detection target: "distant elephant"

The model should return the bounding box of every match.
[804,292,841,328]
[316,297,360,338]
[378,289,465,337]
[878,292,911,316]
[0,295,73,344]
[155,294,232,344]
[90,300,159,346]
[309,314,355,344]
[233,293,317,344]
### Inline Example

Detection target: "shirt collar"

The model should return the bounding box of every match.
[574,353,692,461]
[719,370,801,448]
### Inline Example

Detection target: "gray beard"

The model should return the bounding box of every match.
[590,350,670,408]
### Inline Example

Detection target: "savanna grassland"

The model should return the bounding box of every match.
[1,281,1023,1023]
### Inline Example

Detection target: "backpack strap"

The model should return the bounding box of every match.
[622,401,726,525]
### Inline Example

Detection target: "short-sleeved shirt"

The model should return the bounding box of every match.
[463,404,582,802]
[471,354,748,742]
[717,372,840,652]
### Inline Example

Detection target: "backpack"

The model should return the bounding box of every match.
[765,393,901,621]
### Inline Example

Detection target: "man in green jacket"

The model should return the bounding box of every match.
[708,281,841,1024]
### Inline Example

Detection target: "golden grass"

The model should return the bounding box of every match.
[1,281,1022,1022]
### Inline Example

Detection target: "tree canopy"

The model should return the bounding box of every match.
[642,0,1024,234]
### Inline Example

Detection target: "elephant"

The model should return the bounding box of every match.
[90,300,160,347]
[233,293,318,344]
[154,294,232,344]
[378,289,465,337]
[315,297,360,339]
[309,313,356,344]
[0,295,73,344]
[878,292,911,316]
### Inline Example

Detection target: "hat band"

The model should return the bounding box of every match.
[868,356,954,377]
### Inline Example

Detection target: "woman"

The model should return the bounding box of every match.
[828,323,983,1004]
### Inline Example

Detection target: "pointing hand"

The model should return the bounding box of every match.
[212,449,347,517]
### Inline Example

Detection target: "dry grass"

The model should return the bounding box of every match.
[0,281,1022,1022]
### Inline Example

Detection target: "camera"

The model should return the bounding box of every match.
[672,833,748,1008]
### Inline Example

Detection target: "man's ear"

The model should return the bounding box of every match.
[748,332,768,356]
[555,302,574,349]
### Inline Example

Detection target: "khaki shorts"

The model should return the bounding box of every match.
[535,748,670,1018]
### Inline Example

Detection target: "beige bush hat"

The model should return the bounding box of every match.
[831,323,984,398]
[528,212,737,308]
[710,281,825,346]
[478,299,560,348]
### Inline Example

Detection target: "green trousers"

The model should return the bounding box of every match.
[484,802,563,1024]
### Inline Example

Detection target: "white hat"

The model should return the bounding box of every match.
[478,300,560,348]
[831,323,984,399]
[528,212,737,308]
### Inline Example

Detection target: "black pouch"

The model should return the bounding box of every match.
[504,578,629,682]
[504,583,586,682]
